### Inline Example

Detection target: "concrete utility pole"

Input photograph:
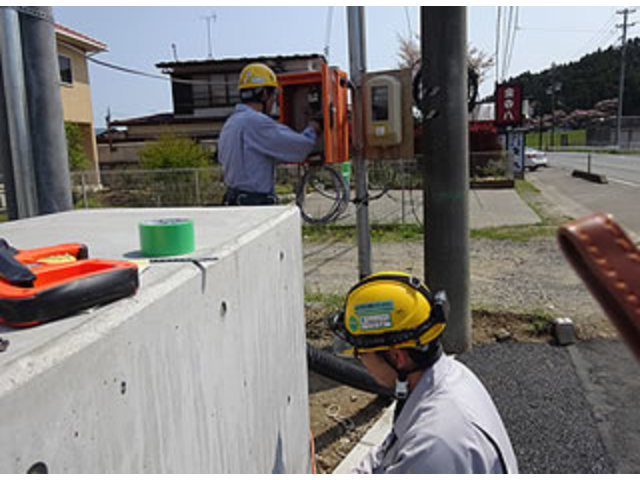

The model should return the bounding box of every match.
[20,6,73,214]
[347,6,372,279]
[421,7,471,353]
[0,6,38,218]
[616,8,636,149]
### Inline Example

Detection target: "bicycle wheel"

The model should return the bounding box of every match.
[296,164,348,225]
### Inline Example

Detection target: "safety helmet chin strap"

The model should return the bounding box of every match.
[379,342,443,420]
[378,352,422,420]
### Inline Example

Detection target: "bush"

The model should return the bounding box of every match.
[138,133,210,169]
[65,122,90,171]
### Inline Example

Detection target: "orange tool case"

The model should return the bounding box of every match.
[0,239,139,328]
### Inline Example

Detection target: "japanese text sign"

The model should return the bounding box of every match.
[495,84,522,126]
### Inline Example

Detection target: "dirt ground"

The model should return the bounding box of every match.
[304,190,617,473]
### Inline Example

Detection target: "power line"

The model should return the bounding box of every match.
[403,6,413,38]
[60,40,234,87]
[495,6,501,85]
[517,26,607,33]
[501,6,513,80]
[571,12,616,59]
[504,6,519,78]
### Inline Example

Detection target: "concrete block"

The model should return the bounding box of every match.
[571,170,608,184]
[0,207,310,473]
[553,317,576,346]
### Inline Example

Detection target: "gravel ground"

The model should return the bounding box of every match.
[304,236,615,340]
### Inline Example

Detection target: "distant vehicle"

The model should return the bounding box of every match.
[518,148,548,171]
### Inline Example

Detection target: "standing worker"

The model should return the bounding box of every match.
[218,62,321,206]
[329,271,518,474]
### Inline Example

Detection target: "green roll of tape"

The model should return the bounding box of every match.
[139,218,195,257]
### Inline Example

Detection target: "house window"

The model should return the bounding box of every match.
[58,55,72,85]
[191,73,238,108]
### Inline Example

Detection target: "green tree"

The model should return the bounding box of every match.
[138,133,210,169]
[65,122,90,171]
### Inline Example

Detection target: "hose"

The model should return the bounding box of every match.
[306,342,394,398]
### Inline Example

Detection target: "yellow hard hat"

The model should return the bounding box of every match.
[329,271,448,356]
[238,62,278,91]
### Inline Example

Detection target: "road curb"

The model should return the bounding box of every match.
[571,170,608,184]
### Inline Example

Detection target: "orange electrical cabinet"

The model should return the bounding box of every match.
[278,64,349,164]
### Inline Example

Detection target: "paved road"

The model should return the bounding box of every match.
[548,151,640,187]
[527,164,640,240]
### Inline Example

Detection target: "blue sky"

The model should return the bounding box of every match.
[52,6,634,128]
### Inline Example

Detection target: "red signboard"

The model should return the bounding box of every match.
[495,84,522,126]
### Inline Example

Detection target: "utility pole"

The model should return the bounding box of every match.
[616,8,636,149]
[422,7,471,353]
[20,6,72,214]
[545,64,561,150]
[0,6,38,218]
[347,6,371,279]
[202,13,216,59]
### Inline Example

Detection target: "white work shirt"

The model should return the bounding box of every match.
[352,354,519,474]
[218,104,316,195]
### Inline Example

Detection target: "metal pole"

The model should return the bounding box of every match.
[0,6,38,218]
[347,6,371,279]
[20,6,73,214]
[422,7,471,353]
[194,169,201,204]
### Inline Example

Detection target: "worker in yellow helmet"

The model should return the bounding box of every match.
[329,271,518,474]
[218,62,321,206]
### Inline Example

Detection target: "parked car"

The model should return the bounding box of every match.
[524,148,548,170]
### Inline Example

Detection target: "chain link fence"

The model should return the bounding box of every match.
[70,152,512,225]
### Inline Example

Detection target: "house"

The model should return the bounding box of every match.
[55,24,107,180]
[99,54,326,168]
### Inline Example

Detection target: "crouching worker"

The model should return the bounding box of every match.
[329,271,518,474]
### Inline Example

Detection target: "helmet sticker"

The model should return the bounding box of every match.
[360,313,392,330]
[354,300,394,331]
[348,315,359,331]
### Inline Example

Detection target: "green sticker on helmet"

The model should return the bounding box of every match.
[348,315,359,331]
[354,300,395,331]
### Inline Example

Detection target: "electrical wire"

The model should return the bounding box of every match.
[504,6,519,79]
[571,12,616,59]
[404,6,413,39]
[495,6,501,85]
[501,6,513,81]
[59,39,234,88]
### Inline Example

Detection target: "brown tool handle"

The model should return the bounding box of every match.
[557,213,640,360]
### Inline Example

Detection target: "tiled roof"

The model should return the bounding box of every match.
[111,112,229,126]
[55,23,107,52]
[156,53,325,69]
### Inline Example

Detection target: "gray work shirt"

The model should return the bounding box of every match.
[352,355,519,474]
[218,104,316,195]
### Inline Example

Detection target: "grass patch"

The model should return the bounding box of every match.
[471,224,556,241]
[303,223,423,243]
[304,290,345,311]
[469,178,573,241]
